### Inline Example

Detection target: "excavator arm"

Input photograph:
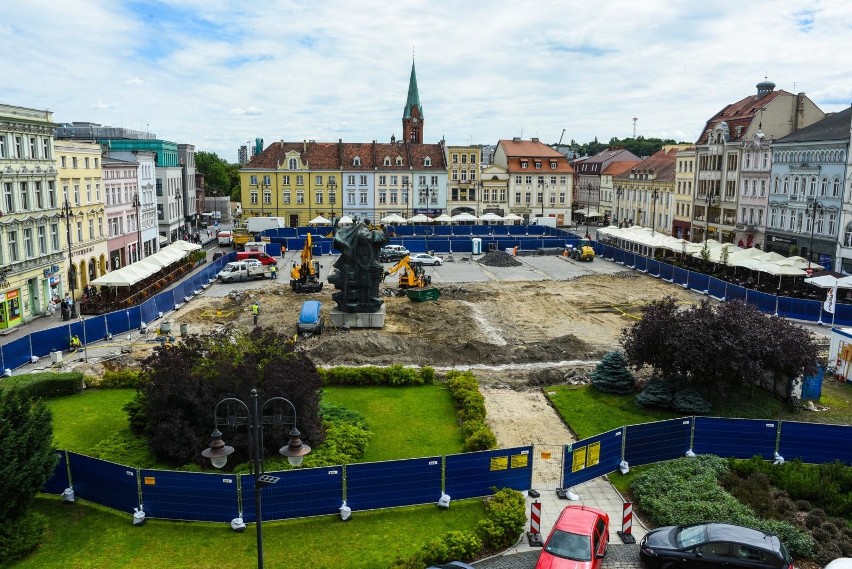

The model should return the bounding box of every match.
[383,255,412,279]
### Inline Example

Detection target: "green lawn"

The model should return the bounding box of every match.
[323,385,465,461]
[45,388,137,453]
[544,384,679,440]
[20,495,486,569]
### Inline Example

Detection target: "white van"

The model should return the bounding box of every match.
[216,261,269,283]
[217,230,233,246]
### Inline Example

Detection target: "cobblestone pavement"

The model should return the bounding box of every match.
[473,544,641,568]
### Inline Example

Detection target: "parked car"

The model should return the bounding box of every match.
[639,523,793,569]
[536,505,609,569]
[379,244,410,262]
[408,252,443,266]
[296,300,324,334]
[236,250,278,265]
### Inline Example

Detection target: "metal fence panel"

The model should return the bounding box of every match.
[708,277,727,300]
[246,465,344,521]
[67,453,139,514]
[140,298,158,324]
[673,267,689,286]
[139,469,239,522]
[746,290,777,314]
[727,284,747,303]
[624,418,693,467]
[835,302,852,326]
[105,308,140,335]
[1,336,32,370]
[346,457,442,511]
[778,421,852,465]
[84,316,108,342]
[154,290,175,315]
[623,251,635,267]
[659,262,673,281]
[42,451,69,494]
[692,417,778,459]
[562,429,624,488]
[612,248,624,264]
[634,255,648,273]
[445,446,533,500]
[30,327,71,358]
[687,272,710,294]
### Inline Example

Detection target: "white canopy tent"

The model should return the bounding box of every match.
[583,210,604,218]
[451,212,478,222]
[168,239,202,252]
[407,213,433,223]
[144,247,187,268]
[478,212,503,223]
[380,213,408,224]
[308,215,331,226]
[433,213,454,223]
[503,213,524,221]
[336,215,354,225]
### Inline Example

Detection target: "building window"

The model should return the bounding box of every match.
[296,192,304,204]
[51,223,59,250]
[360,192,368,205]
[8,231,18,262]
[353,157,361,166]
[360,175,367,185]
[89,219,95,240]
[348,192,355,205]
[19,182,29,210]
[289,158,298,169]
[515,192,521,204]
[379,192,386,204]
[24,228,33,258]
[424,157,432,166]
[283,192,291,204]
[250,192,258,204]
[383,157,391,166]
[379,175,387,186]
[535,161,541,169]
[37,226,46,254]
[4,183,14,213]
[0,136,6,158]
[282,175,290,185]
[347,175,355,186]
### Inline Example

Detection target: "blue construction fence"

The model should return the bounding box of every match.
[562,416,852,489]
[44,446,533,523]
[0,253,237,371]
[590,240,852,326]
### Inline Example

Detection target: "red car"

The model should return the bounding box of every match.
[535,505,609,569]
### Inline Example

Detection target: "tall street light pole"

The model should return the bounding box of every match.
[614,187,623,226]
[538,178,545,218]
[133,191,143,262]
[202,389,311,569]
[401,177,409,218]
[650,188,659,236]
[61,197,78,318]
[703,190,716,250]
[327,177,337,223]
[806,197,824,272]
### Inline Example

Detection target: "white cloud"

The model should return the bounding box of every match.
[4,0,852,161]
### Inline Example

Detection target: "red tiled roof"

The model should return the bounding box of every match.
[612,147,679,182]
[697,89,790,144]
[245,140,446,171]
[602,160,641,177]
[498,139,566,158]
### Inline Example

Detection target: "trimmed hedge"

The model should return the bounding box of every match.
[391,488,526,568]
[320,364,435,386]
[1,371,84,399]
[445,371,497,452]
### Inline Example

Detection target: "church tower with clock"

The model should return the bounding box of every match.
[402,60,423,144]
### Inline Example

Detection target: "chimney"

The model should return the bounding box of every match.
[531,137,539,142]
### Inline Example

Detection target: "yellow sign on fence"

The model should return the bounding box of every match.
[490,456,508,471]
[511,454,529,469]
[572,446,587,472]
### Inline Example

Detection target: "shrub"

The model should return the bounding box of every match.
[795,499,812,512]
[445,371,497,452]
[0,511,47,567]
[590,351,635,394]
[392,488,525,568]
[320,365,433,386]
[1,371,84,399]
[804,509,826,529]
[634,379,674,409]
[100,369,141,389]
[672,388,712,414]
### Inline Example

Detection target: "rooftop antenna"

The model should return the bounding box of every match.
[632,117,638,138]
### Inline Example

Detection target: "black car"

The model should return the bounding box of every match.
[639,523,793,569]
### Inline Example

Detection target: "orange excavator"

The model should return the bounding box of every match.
[290,233,323,293]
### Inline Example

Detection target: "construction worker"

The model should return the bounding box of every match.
[251,301,260,325]
[69,335,82,352]
[270,264,277,280]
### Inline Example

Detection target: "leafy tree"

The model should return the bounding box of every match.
[196,151,241,200]
[126,327,325,468]
[0,390,57,565]
[590,351,635,394]
[622,299,818,401]
[560,136,689,159]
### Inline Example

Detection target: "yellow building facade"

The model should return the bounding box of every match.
[55,140,109,301]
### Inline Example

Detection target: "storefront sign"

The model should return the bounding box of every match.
[6,289,19,301]
[43,264,61,277]
[73,245,95,257]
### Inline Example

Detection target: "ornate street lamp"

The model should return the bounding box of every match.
[133,191,143,262]
[650,188,659,236]
[614,187,624,226]
[202,389,311,569]
[401,177,410,218]
[806,197,825,272]
[327,178,337,223]
[538,178,546,218]
[61,197,78,318]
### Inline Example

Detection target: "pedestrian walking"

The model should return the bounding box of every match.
[251,301,260,325]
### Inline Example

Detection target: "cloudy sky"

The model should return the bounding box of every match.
[4,1,852,162]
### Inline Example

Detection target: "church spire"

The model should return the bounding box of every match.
[402,59,423,143]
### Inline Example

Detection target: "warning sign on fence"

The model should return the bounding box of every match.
[572,446,587,472]
[490,456,508,471]
[511,453,529,468]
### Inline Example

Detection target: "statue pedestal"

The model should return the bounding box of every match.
[330,304,385,329]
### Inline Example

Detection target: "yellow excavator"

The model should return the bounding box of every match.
[290,233,323,293]
[383,255,440,301]
[567,239,595,262]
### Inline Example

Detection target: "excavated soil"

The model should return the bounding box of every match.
[167,272,703,446]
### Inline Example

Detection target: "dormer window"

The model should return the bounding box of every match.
[424,157,432,167]
[550,161,557,169]
[521,160,528,168]
[396,156,403,165]
[383,157,391,166]
[353,156,361,166]
[288,158,298,170]
[534,161,542,169]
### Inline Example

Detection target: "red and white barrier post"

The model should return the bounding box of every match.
[527,501,544,546]
[622,502,633,535]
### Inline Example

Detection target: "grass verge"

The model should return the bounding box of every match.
[45,388,137,453]
[322,384,464,462]
[21,495,486,569]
